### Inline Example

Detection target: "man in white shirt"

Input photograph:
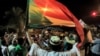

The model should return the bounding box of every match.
[27,42,80,56]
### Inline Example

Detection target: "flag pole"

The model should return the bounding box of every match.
[25,0,32,46]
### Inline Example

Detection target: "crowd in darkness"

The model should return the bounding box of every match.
[0,24,100,56]
[0,30,30,56]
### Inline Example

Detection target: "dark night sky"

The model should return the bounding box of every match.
[59,0,100,25]
[0,0,100,25]
[59,0,95,18]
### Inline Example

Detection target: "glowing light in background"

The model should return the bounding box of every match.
[91,11,97,17]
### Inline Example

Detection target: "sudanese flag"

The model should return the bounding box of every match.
[28,0,84,48]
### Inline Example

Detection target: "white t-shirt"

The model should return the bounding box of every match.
[8,45,15,52]
[1,45,8,56]
[28,43,80,56]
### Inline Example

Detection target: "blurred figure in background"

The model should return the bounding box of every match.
[14,37,24,56]
[90,33,100,56]
[8,34,17,56]
[64,32,77,51]
[1,38,8,56]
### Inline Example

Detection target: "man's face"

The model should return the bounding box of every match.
[52,30,61,36]
[45,30,49,35]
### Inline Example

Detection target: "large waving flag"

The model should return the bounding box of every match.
[28,0,75,27]
[28,0,84,48]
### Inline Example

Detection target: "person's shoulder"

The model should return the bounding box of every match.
[31,43,39,48]
[8,45,15,49]
[1,45,7,49]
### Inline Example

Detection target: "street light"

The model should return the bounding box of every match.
[91,11,100,17]
[91,12,97,17]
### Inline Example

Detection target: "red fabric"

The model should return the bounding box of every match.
[34,0,84,48]
[51,0,84,48]
[34,0,71,21]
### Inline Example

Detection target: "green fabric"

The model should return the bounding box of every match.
[15,44,27,56]
[15,45,22,51]
[28,0,52,28]
[29,0,43,24]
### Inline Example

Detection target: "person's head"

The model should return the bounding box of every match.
[50,27,63,36]
[17,37,24,45]
[12,40,17,46]
[42,30,50,40]
[51,30,61,36]
[44,30,49,36]
[1,39,7,46]
[49,36,62,51]
[96,33,100,38]
[64,31,69,36]
[60,33,64,37]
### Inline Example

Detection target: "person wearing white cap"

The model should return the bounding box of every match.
[49,36,61,45]
[49,36,62,51]
[27,43,80,56]
[27,36,80,56]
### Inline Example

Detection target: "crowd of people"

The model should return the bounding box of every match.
[0,25,100,56]
[0,31,30,56]
[27,27,81,56]
[83,25,100,56]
